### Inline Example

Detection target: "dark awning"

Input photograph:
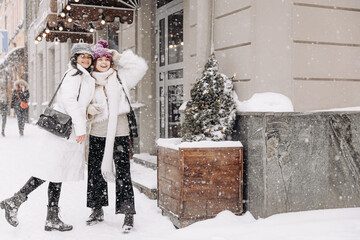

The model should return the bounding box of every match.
[0,47,24,73]
[34,13,95,43]
[34,0,139,43]
[4,47,24,63]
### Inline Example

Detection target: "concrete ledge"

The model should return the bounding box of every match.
[132,181,157,200]
[133,154,157,170]
[233,111,360,219]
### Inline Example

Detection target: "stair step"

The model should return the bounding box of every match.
[133,153,157,170]
[131,160,157,200]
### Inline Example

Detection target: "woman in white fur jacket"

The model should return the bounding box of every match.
[86,40,147,233]
[0,43,95,232]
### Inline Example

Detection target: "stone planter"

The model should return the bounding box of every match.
[157,139,243,228]
[234,111,360,219]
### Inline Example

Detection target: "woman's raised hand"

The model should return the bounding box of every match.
[107,49,122,62]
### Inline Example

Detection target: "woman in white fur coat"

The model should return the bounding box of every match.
[86,40,147,233]
[0,43,95,232]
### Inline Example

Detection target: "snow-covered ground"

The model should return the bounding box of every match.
[0,118,359,240]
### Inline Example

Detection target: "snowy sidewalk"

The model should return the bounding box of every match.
[0,118,359,240]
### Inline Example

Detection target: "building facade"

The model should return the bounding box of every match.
[25,0,360,155]
[0,0,25,103]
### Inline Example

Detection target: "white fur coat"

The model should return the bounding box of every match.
[31,63,95,182]
[90,49,148,181]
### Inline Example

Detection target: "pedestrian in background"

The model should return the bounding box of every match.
[86,40,147,233]
[10,79,29,136]
[0,86,9,137]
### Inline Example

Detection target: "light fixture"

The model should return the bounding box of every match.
[37,36,42,41]
[42,32,47,37]
[89,23,95,32]
[100,15,106,25]
[60,12,66,18]
[45,23,50,33]
[66,4,71,11]
[74,0,80,2]
[34,40,39,44]
[58,23,64,31]
[67,13,73,23]
[54,37,60,45]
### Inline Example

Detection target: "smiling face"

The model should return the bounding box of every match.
[76,53,93,69]
[94,56,112,72]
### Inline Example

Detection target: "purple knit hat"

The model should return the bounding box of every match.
[93,40,112,61]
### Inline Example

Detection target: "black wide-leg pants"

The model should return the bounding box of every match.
[87,135,136,215]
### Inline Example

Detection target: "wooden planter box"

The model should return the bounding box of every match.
[157,140,243,228]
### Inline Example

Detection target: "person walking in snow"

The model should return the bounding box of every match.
[0,86,9,136]
[86,40,147,233]
[10,79,29,136]
[0,43,95,232]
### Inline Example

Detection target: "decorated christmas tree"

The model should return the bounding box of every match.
[181,54,236,142]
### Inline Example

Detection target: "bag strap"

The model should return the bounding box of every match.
[16,90,23,102]
[116,74,133,111]
[48,70,82,107]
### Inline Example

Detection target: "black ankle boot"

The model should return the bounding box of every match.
[86,208,104,226]
[122,214,134,233]
[44,206,73,231]
[0,191,27,227]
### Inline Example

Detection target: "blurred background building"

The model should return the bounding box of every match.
[0,0,26,108]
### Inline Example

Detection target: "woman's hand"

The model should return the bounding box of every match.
[76,134,86,143]
[107,49,122,62]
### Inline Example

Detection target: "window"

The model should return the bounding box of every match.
[107,26,119,51]
[168,10,183,64]
[157,0,175,8]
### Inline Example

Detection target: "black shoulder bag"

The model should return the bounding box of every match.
[36,72,81,139]
[116,75,138,144]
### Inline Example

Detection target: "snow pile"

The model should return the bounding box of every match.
[314,106,360,112]
[0,118,360,240]
[157,138,242,150]
[235,92,294,112]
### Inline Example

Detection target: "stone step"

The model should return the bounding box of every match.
[132,153,157,170]
[131,159,157,200]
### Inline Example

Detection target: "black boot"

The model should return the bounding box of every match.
[122,214,134,233]
[86,208,104,226]
[1,130,4,137]
[44,206,73,231]
[0,192,27,227]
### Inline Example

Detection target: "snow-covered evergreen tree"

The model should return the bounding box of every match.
[181,54,236,142]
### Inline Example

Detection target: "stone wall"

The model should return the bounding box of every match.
[233,111,360,219]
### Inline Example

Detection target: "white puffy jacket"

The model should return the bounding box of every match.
[30,63,95,182]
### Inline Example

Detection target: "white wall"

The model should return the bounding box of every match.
[184,0,360,111]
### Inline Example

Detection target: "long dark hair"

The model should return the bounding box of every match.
[70,54,93,76]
